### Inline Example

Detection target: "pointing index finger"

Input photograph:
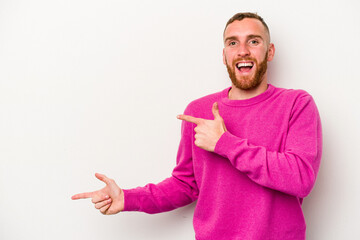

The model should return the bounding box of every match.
[71,192,94,200]
[177,114,202,125]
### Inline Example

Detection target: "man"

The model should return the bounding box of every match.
[72,12,322,240]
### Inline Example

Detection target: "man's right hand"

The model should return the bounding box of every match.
[71,173,124,215]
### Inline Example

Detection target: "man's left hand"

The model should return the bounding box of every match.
[177,102,227,152]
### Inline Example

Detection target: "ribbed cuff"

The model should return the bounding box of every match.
[122,189,142,211]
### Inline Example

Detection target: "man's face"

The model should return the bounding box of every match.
[223,18,275,90]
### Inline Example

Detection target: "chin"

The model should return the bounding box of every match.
[234,78,262,90]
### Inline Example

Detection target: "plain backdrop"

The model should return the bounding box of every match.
[1,0,360,239]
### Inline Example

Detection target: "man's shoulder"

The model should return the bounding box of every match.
[273,85,313,101]
[271,85,318,113]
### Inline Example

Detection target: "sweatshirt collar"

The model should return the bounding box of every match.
[221,84,275,107]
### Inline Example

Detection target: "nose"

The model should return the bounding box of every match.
[237,43,250,57]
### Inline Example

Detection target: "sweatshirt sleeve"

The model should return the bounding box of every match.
[122,117,199,214]
[214,94,322,198]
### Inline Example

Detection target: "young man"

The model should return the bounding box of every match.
[72,13,322,240]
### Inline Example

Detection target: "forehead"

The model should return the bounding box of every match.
[224,18,269,41]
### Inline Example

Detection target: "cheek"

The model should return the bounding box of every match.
[223,51,234,65]
[253,51,267,63]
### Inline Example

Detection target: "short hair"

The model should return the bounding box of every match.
[224,12,270,41]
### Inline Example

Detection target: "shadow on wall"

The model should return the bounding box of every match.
[301,124,331,239]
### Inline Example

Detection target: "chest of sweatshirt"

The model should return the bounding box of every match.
[182,85,307,191]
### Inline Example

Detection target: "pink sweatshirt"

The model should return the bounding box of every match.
[123,84,322,240]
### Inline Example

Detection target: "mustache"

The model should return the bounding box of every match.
[232,57,257,65]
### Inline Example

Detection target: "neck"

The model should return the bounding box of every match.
[229,79,268,100]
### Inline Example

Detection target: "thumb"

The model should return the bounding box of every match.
[212,102,222,120]
[95,173,112,185]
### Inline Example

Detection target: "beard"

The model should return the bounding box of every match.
[226,52,268,90]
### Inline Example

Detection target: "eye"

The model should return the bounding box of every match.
[249,39,259,45]
[228,41,237,46]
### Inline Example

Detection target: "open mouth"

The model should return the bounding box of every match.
[236,62,254,73]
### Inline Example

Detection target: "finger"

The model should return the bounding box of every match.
[100,203,111,214]
[92,194,110,204]
[177,114,202,125]
[95,198,112,209]
[95,173,112,185]
[212,102,222,120]
[71,192,93,200]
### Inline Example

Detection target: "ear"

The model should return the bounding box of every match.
[267,43,275,62]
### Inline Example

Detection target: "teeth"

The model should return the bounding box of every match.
[237,62,253,68]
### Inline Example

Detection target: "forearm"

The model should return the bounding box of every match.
[214,131,321,198]
[123,175,198,214]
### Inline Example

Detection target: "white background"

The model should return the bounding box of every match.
[0,0,359,239]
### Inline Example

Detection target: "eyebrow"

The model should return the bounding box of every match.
[224,36,238,43]
[247,35,264,41]
[224,34,264,43]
